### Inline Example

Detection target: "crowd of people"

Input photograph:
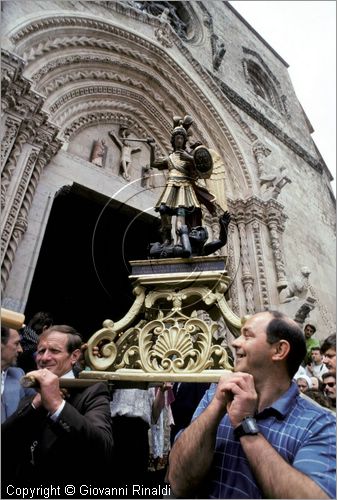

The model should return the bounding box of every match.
[1,311,336,498]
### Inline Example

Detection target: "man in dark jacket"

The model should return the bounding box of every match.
[2,325,113,492]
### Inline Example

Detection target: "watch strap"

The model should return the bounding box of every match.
[234,416,259,439]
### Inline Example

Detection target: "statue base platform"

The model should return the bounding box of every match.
[85,256,241,383]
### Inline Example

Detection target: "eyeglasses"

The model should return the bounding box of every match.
[322,382,336,388]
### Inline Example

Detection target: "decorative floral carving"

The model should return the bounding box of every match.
[1,117,20,168]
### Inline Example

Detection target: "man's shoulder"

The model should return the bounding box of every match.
[72,381,111,403]
[6,367,25,380]
[298,392,336,419]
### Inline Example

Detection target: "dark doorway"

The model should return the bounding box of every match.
[24,184,160,340]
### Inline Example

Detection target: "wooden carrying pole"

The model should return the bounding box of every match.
[1,308,25,329]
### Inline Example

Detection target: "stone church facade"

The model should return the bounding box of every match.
[1,1,335,340]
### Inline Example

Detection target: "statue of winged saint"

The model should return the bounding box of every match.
[147,115,230,258]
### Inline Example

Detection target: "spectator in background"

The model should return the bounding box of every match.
[305,389,334,410]
[1,326,35,422]
[309,376,320,391]
[18,311,53,373]
[294,373,312,393]
[303,322,320,365]
[321,334,336,374]
[322,371,336,408]
[305,347,328,381]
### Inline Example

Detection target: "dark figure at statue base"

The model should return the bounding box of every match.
[149,211,231,259]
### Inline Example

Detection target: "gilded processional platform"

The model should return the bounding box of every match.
[81,256,242,384]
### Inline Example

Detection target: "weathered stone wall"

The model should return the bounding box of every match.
[1,0,335,339]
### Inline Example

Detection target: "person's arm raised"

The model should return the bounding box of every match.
[225,373,330,499]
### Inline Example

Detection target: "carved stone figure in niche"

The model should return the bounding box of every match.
[279,266,311,303]
[149,211,231,259]
[141,164,154,189]
[147,115,230,257]
[90,139,107,167]
[211,34,226,71]
[108,127,141,181]
[154,7,174,47]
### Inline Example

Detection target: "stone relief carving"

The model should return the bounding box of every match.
[253,140,271,178]
[211,34,226,71]
[267,216,288,292]
[260,165,292,199]
[154,8,174,48]
[141,165,155,190]
[108,126,141,181]
[1,117,20,168]
[279,266,312,303]
[253,142,292,199]
[90,139,107,168]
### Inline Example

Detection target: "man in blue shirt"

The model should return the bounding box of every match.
[168,310,336,498]
[1,326,35,422]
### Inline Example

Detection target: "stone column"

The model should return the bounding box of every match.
[237,218,255,314]
[252,220,270,310]
[226,223,240,315]
[1,148,39,291]
[1,123,33,210]
[267,215,287,292]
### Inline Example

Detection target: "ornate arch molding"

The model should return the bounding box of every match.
[242,47,289,117]
[36,62,176,120]
[1,50,62,293]
[2,10,264,293]
[8,14,255,187]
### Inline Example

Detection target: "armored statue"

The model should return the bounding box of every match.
[147,115,230,257]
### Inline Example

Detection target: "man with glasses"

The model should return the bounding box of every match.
[322,372,336,408]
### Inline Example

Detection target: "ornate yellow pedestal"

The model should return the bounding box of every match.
[82,256,241,383]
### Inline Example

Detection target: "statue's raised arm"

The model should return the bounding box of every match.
[108,130,122,150]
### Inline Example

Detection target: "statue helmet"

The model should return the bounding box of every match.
[170,115,193,146]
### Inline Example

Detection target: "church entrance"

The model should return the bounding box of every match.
[24,184,159,340]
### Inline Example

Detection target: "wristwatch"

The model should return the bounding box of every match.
[234,416,259,439]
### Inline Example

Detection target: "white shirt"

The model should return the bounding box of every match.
[49,369,75,421]
[1,370,7,396]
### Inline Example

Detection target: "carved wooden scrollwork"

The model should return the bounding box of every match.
[86,258,239,380]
